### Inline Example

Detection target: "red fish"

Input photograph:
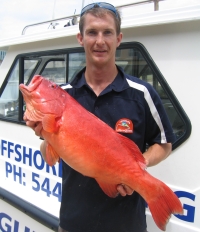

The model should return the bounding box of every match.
[19,75,183,231]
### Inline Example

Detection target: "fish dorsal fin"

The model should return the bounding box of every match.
[117,133,146,170]
[96,179,119,198]
[45,142,60,166]
[42,114,59,133]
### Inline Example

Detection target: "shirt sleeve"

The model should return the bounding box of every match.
[144,83,176,146]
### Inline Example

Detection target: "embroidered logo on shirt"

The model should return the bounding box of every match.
[115,118,133,133]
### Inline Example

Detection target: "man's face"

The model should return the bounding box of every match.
[77,13,122,67]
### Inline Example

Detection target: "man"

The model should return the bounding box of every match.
[25,2,175,232]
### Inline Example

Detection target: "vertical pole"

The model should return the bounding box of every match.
[52,0,57,20]
[19,57,24,122]
[82,0,85,9]
[154,0,159,11]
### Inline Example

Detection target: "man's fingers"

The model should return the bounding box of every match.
[123,185,134,195]
[26,120,36,130]
[24,119,43,137]
[34,122,43,137]
[117,184,134,197]
[117,185,127,196]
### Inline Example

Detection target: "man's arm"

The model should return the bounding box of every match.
[143,143,172,167]
[40,140,48,161]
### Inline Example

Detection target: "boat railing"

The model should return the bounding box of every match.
[21,0,164,35]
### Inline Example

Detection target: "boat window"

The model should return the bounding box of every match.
[68,53,86,82]
[24,59,39,83]
[0,42,191,149]
[39,54,67,84]
[0,59,40,120]
[41,60,66,84]
[0,61,19,119]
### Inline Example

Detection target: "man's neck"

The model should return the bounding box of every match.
[85,65,118,96]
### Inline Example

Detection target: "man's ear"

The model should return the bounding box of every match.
[77,33,83,46]
[117,32,123,47]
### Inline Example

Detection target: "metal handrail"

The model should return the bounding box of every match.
[21,0,163,35]
[21,13,80,35]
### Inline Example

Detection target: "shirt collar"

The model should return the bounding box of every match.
[70,66,130,93]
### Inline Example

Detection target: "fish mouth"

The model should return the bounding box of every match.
[19,75,43,95]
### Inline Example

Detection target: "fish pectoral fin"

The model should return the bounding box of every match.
[96,180,119,198]
[42,114,59,133]
[45,142,60,166]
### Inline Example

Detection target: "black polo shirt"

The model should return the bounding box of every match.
[59,66,176,232]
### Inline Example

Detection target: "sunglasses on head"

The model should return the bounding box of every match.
[80,2,118,18]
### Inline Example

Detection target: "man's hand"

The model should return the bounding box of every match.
[23,115,43,137]
[117,184,134,196]
[116,158,150,196]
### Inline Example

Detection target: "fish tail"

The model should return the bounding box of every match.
[147,181,183,231]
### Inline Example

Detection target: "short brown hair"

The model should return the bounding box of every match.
[79,7,121,36]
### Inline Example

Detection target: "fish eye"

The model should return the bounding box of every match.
[50,84,57,89]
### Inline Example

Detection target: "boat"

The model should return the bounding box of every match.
[0,1,199,231]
